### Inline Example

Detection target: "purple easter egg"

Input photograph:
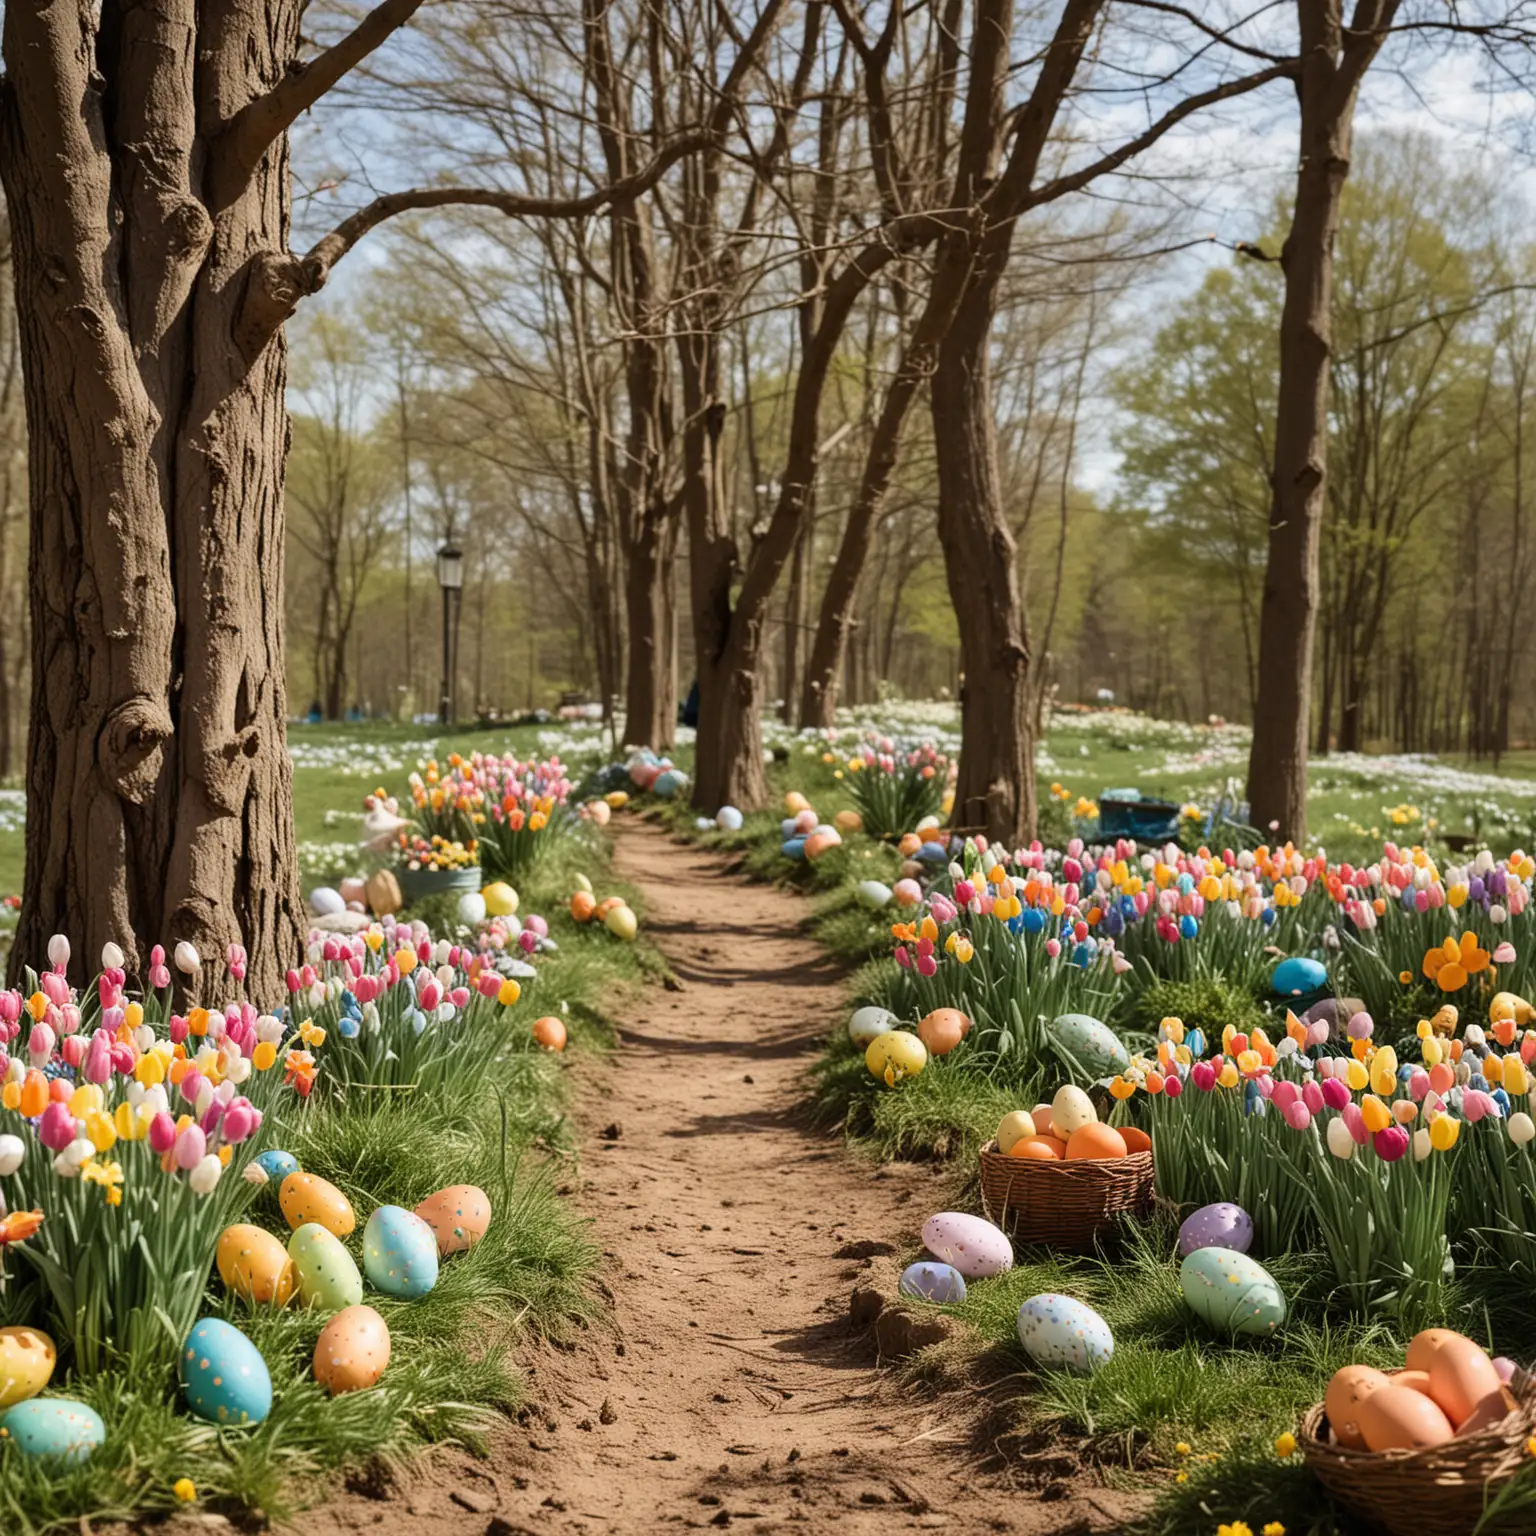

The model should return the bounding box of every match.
[1177,1202,1254,1258]
[899,1261,967,1304]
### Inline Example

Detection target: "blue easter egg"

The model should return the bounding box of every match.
[363,1206,439,1299]
[1271,956,1326,996]
[180,1319,272,1427]
[653,769,689,799]
[1185,1028,1207,1057]
[917,841,947,863]
[1015,1294,1114,1373]
[781,837,807,860]
[254,1149,299,1183]
[716,806,744,832]
[1179,915,1199,939]
[0,1398,105,1462]
[1021,908,1046,934]
[899,1261,967,1304]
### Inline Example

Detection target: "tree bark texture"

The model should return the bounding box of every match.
[1245,0,1397,842]
[1,0,310,994]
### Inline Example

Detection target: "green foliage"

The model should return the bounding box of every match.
[1134,977,1265,1040]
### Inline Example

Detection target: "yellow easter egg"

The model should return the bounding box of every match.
[279,1172,356,1237]
[996,1110,1038,1155]
[834,809,863,833]
[413,1184,493,1256]
[604,904,638,941]
[785,792,809,814]
[864,1030,927,1087]
[1051,1085,1097,1137]
[216,1223,297,1306]
[0,1326,56,1409]
[481,882,519,917]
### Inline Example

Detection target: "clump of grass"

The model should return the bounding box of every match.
[1134,975,1266,1039]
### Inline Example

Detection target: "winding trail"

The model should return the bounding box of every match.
[304,821,1139,1535]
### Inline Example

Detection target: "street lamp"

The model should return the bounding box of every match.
[436,543,464,726]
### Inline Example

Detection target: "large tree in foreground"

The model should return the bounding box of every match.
[0,0,693,993]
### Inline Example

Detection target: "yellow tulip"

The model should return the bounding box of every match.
[252,1041,277,1071]
[1422,1036,1444,1067]
[1346,1058,1369,1091]
[1218,1062,1239,1089]
[1430,1113,1460,1151]
[395,948,417,974]
[84,1110,116,1153]
[68,1083,104,1117]
[1361,1095,1392,1134]
[1505,1057,1530,1097]
[498,978,521,1007]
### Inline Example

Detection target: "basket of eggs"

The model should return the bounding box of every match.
[1300,1330,1536,1536]
[977,1084,1154,1251]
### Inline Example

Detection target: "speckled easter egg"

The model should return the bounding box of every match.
[179,1318,272,1427]
[1177,1202,1254,1259]
[1049,1014,1130,1078]
[865,1030,926,1086]
[1272,956,1327,996]
[921,1211,1012,1279]
[848,1006,896,1047]
[250,1148,299,1187]
[0,1398,104,1462]
[216,1224,297,1305]
[716,806,744,832]
[855,881,893,910]
[899,1261,967,1304]
[288,1223,364,1311]
[414,1184,492,1256]
[1180,1248,1286,1336]
[279,1172,355,1237]
[0,1327,55,1409]
[314,1304,392,1395]
[363,1206,439,1299]
[1016,1293,1115,1374]
[1050,1085,1097,1137]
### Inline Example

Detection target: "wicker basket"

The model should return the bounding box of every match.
[1299,1368,1536,1536]
[977,1142,1154,1250]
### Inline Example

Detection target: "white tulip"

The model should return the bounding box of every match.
[226,1056,252,1086]
[174,941,200,974]
[194,1081,215,1117]
[0,1133,25,1176]
[46,934,70,970]
[1491,904,1508,925]
[1326,1118,1356,1160]
[256,1015,284,1044]
[62,1137,93,1169]
[133,1024,154,1054]
[53,1151,82,1179]
[101,941,125,970]
[1510,1112,1536,1146]
[145,1085,169,1115]
[189,1154,223,1196]
[1413,1128,1432,1161]
[5,1058,23,1085]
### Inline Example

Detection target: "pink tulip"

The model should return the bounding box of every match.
[110,1042,135,1074]
[418,979,442,1012]
[1044,939,1061,959]
[1374,1126,1409,1162]
[148,1112,177,1154]
[1272,1081,1300,1111]
[222,1101,256,1144]
[955,881,975,905]
[58,1003,81,1036]
[60,1034,87,1069]
[1192,1062,1216,1092]
[1494,942,1517,964]
[175,1125,206,1170]
[1463,1090,1493,1123]
[1343,1102,1368,1144]
[0,991,20,1025]
[1302,1080,1324,1114]
[178,1068,205,1106]
[1164,1071,1184,1098]
[1321,1077,1350,1111]
[1347,1012,1374,1041]
[40,973,70,1008]
[83,1028,113,1085]
[37,1101,76,1151]
[477,973,502,999]
[1284,1101,1312,1131]
[450,986,470,1008]
[1408,1069,1430,1100]
[26,1023,54,1068]
[519,931,537,954]
[169,1015,189,1045]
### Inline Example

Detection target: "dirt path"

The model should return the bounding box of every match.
[303,822,1139,1535]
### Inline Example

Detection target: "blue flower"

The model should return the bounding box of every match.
[1021,908,1047,935]
[1179,914,1199,940]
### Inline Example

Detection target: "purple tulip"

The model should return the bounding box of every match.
[1470,877,1486,903]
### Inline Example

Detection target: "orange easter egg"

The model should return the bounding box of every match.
[1325,1365,1391,1448]
[216,1223,297,1305]
[1031,1106,1055,1138]
[1119,1126,1152,1155]
[314,1304,391,1395]
[1405,1328,1465,1375]
[1011,1135,1067,1160]
[1426,1337,1501,1428]
[279,1173,355,1238]
[413,1184,492,1256]
[1356,1383,1454,1451]
[1065,1124,1128,1160]
[570,891,597,923]
[917,1008,969,1056]
[532,1016,567,1052]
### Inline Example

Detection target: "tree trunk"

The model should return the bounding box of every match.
[1244,0,1395,841]
[3,0,305,995]
[932,268,1036,846]
[623,506,671,749]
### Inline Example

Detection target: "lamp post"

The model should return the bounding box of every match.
[436,543,464,726]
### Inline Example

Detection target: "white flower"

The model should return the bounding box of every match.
[144,1084,169,1115]
[62,1137,93,1169]
[174,941,200,974]
[225,1055,252,1086]
[188,1153,223,1195]
[1491,904,1509,924]
[1413,1128,1433,1161]
[1326,1118,1355,1160]
[0,1133,25,1176]
[133,1024,154,1054]
[193,1081,215,1117]
[47,934,70,970]
[101,941,125,970]
[1509,1112,1535,1146]
[256,1015,284,1044]
[53,1151,82,1179]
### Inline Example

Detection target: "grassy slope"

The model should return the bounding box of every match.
[2,814,647,1534]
